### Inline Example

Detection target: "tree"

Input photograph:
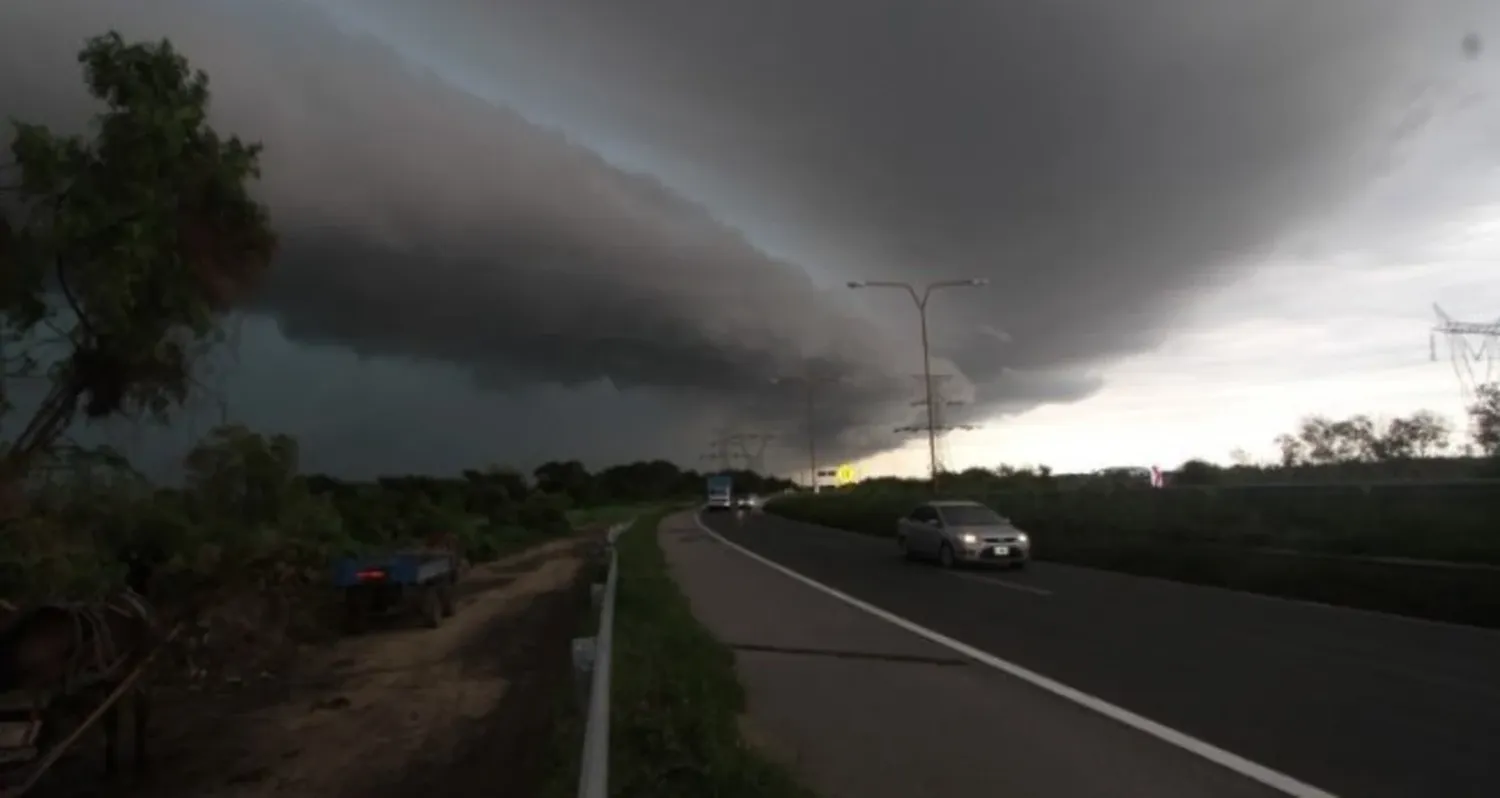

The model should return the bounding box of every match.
[1377,410,1450,460]
[1274,433,1305,468]
[533,460,592,503]
[183,424,300,527]
[0,32,275,513]
[1174,459,1220,486]
[1471,383,1500,457]
[1295,415,1378,464]
[1275,411,1451,466]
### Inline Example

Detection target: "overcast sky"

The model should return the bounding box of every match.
[2,0,1498,480]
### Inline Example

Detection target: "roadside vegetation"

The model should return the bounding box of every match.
[607,512,817,798]
[0,29,804,797]
[0,31,789,676]
[768,395,1500,628]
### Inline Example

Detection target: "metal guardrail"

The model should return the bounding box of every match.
[573,520,631,798]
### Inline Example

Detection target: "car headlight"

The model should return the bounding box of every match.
[960,533,978,544]
[1017,533,1029,544]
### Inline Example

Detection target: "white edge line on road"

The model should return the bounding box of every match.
[692,513,1339,798]
[949,571,1054,596]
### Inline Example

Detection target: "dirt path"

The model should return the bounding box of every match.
[34,537,596,798]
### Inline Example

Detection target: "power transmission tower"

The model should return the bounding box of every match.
[1431,304,1500,401]
[731,433,774,473]
[897,374,979,474]
[700,430,740,473]
[701,429,774,473]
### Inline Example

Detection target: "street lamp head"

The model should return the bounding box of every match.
[846,280,866,289]
[968,278,989,287]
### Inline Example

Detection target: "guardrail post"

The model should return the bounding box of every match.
[571,636,597,706]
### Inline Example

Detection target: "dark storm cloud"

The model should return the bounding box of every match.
[0,0,921,468]
[344,1,1497,375]
[2,0,1495,471]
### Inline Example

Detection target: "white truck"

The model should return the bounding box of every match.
[705,474,734,512]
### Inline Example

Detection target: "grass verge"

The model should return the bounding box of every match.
[567,503,670,529]
[608,511,818,798]
[766,499,1500,630]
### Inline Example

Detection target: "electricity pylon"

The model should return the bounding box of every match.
[1431,303,1500,401]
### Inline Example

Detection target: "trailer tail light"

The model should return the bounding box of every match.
[355,569,387,582]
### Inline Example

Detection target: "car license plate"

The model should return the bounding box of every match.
[992,545,1009,556]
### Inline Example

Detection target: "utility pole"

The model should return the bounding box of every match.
[771,373,847,492]
[848,278,988,494]
[1431,303,1500,402]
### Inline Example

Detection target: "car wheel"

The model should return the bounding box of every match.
[938,543,956,569]
[1011,560,1028,571]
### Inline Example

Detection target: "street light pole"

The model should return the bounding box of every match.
[847,278,988,495]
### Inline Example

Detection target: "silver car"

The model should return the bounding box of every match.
[896,500,1031,569]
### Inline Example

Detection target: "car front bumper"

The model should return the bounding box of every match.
[958,542,1030,565]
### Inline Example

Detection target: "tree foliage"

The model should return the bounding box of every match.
[1274,411,1451,467]
[1470,383,1500,458]
[0,32,274,511]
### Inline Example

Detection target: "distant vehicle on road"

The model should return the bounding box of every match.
[896,499,1031,569]
[735,493,760,510]
[706,474,734,512]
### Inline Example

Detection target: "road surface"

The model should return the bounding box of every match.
[699,509,1500,798]
[661,513,1291,798]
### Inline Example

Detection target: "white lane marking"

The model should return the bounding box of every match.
[693,513,1338,798]
[948,571,1054,596]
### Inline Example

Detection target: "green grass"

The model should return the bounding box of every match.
[567,503,670,529]
[608,512,818,798]
[766,494,1500,629]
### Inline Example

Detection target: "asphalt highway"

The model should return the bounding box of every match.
[701,509,1500,798]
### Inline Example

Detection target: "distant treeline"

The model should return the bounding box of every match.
[302,459,795,510]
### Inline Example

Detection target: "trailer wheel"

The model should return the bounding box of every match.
[421,586,443,629]
[438,579,457,618]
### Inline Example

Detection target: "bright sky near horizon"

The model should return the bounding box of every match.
[860,208,1500,478]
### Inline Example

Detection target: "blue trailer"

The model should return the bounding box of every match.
[332,548,459,632]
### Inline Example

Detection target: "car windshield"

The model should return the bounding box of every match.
[937,505,1004,526]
